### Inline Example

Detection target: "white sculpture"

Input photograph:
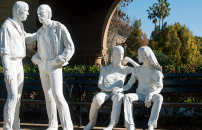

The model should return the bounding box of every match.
[84,46,139,130]
[0,1,36,130]
[31,4,75,130]
[123,46,164,130]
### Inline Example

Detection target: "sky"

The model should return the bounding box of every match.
[124,0,202,39]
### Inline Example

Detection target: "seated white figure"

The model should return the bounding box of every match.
[122,46,164,130]
[84,46,139,130]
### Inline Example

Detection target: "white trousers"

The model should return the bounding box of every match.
[38,60,73,130]
[3,59,24,130]
[89,91,124,126]
[124,91,163,128]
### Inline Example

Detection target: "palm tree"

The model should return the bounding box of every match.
[146,4,158,31]
[162,1,171,28]
[155,0,171,29]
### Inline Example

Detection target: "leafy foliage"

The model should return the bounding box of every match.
[195,36,202,55]
[162,64,202,73]
[131,50,174,67]
[0,65,101,74]
[106,0,134,64]
[62,64,101,73]
[153,50,175,66]
[150,22,202,66]
[155,0,171,29]
[146,3,158,31]
[125,19,149,58]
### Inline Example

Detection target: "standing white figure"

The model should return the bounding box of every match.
[84,46,139,130]
[31,4,75,130]
[0,1,36,130]
[123,46,164,130]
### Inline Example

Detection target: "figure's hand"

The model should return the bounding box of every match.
[4,71,13,84]
[144,93,153,108]
[51,55,65,68]
[105,85,119,92]
[31,57,41,65]
[112,88,123,94]
[123,57,132,64]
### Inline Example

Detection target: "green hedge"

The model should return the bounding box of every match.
[0,64,101,73]
[0,64,202,73]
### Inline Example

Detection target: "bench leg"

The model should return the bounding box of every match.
[79,105,82,126]
[142,115,148,130]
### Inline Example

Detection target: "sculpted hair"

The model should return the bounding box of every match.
[138,46,164,77]
[13,1,28,15]
[113,46,124,55]
[38,4,52,19]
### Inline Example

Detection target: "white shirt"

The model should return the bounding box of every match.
[38,21,56,60]
[99,63,135,89]
[36,20,75,65]
[127,66,163,93]
[0,18,27,58]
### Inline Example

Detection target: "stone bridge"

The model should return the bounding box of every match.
[0,0,122,65]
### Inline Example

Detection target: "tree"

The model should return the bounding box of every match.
[155,0,171,29]
[150,23,202,66]
[125,19,149,58]
[106,0,134,64]
[147,3,158,31]
[195,36,202,55]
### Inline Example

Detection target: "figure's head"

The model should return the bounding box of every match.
[112,46,124,63]
[138,46,162,70]
[12,1,29,21]
[37,4,52,24]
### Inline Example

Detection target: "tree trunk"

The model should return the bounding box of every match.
[162,18,163,30]
[159,18,161,30]
[155,23,156,32]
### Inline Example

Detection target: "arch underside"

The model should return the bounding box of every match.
[0,0,121,65]
[38,0,122,65]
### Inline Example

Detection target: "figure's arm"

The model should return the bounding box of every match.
[31,52,41,65]
[149,70,163,96]
[52,25,75,68]
[1,54,13,83]
[25,32,37,44]
[113,71,137,93]
[123,56,139,67]
[60,25,75,63]
[144,70,163,108]
[0,26,12,83]
[122,72,137,91]
[98,68,118,92]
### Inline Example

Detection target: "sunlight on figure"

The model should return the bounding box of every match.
[84,46,139,130]
[0,1,36,130]
[123,46,164,130]
[31,4,74,130]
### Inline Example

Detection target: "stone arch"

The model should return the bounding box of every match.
[0,0,123,65]
[101,0,122,63]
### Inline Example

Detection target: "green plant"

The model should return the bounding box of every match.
[131,50,175,67]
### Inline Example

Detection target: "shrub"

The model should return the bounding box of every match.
[163,64,202,73]
[131,50,175,66]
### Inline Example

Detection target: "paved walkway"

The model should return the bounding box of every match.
[0,122,168,130]
[0,128,168,130]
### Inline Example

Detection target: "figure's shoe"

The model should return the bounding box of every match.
[128,125,136,130]
[46,127,58,130]
[84,122,95,130]
[103,123,115,130]
[148,125,154,130]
